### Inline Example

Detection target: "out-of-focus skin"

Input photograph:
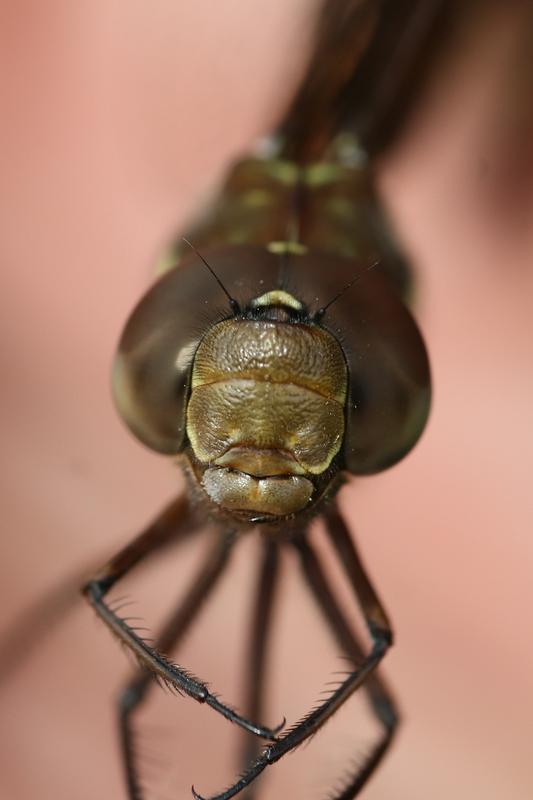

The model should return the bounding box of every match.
[1,3,532,800]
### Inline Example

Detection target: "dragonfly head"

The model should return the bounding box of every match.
[112,244,431,525]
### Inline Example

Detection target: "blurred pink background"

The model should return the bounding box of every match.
[1,2,532,799]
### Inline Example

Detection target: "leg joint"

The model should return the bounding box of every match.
[371,624,393,648]
[118,683,145,716]
[81,577,113,601]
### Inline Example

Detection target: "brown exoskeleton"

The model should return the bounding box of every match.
[82,0,445,797]
[83,149,430,800]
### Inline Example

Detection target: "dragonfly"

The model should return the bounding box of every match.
[10,1,532,798]
[77,3,446,799]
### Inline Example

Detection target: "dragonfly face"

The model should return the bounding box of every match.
[187,299,346,520]
[113,238,430,525]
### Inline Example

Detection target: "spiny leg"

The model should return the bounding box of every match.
[0,495,195,684]
[240,537,282,800]
[119,530,235,800]
[192,508,392,800]
[323,503,391,643]
[296,532,398,800]
[83,497,280,741]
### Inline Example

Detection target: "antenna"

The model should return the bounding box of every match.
[313,260,380,321]
[182,237,240,314]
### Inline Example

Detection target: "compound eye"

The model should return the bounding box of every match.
[111,245,285,454]
[112,281,192,454]
[112,256,229,454]
[334,270,431,474]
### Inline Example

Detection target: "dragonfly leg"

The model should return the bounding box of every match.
[296,532,398,800]
[0,565,90,684]
[191,507,393,800]
[240,537,282,800]
[118,530,235,800]
[0,495,195,684]
[83,497,281,742]
[322,502,392,645]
